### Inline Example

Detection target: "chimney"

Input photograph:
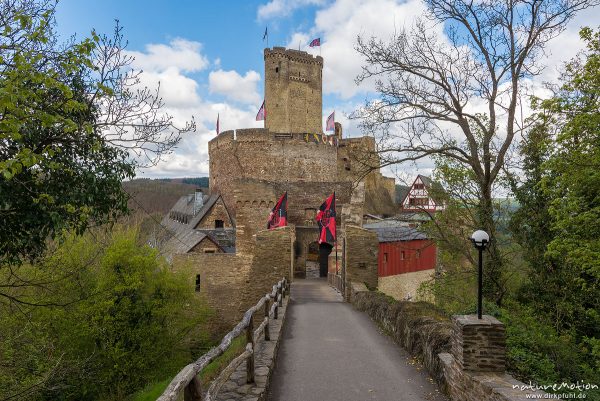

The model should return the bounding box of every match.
[194,189,204,215]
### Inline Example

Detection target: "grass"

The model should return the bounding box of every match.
[131,335,247,401]
[200,335,246,383]
[131,377,173,401]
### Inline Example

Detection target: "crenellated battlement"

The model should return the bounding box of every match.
[264,47,323,66]
[209,129,341,153]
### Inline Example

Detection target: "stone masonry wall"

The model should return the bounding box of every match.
[264,47,323,135]
[350,288,552,401]
[233,178,352,256]
[245,226,295,302]
[209,131,340,214]
[173,227,293,329]
[188,237,224,254]
[173,253,252,330]
[343,225,378,299]
[195,198,233,229]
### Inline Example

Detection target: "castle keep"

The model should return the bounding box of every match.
[264,48,322,134]
[162,47,396,325]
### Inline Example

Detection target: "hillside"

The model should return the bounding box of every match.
[123,178,209,215]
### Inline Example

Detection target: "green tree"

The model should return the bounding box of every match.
[0,0,194,268]
[0,226,211,400]
[353,0,599,304]
[541,27,600,341]
[509,27,600,393]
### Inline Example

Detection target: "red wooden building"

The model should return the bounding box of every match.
[370,227,436,277]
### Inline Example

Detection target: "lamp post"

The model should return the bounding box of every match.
[470,230,490,319]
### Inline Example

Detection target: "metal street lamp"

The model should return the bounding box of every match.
[470,230,490,319]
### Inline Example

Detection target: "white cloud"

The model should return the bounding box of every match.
[117,38,266,178]
[288,0,431,99]
[128,38,209,73]
[209,69,262,105]
[257,0,325,20]
[138,67,200,107]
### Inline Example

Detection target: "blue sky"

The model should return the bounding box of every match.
[54,0,600,182]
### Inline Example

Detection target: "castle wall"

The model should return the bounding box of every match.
[173,226,293,329]
[232,178,353,256]
[173,253,252,330]
[209,130,342,215]
[264,47,323,134]
[343,225,379,300]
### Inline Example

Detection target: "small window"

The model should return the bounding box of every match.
[275,67,279,73]
[416,250,421,258]
[203,249,216,254]
[383,253,388,263]
[195,274,201,292]
[401,251,405,260]
[215,219,224,229]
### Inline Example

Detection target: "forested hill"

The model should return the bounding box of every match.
[123,177,209,215]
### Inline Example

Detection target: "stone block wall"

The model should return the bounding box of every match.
[246,226,295,301]
[173,227,293,330]
[173,253,252,329]
[451,315,506,373]
[195,198,234,229]
[343,225,378,299]
[350,289,552,401]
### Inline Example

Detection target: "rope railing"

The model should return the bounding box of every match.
[157,277,289,401]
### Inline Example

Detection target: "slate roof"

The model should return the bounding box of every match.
[395,185,410,204]
[159,192,234,257]
[368,226,429,243]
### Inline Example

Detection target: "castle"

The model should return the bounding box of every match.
[161,47,398,325]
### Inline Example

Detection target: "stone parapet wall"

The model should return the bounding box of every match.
[451,315,506,372]
[349,288,552,401]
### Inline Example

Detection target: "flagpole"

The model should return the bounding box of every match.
[334,192,338,276]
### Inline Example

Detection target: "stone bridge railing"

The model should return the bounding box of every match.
[157,278,288,401]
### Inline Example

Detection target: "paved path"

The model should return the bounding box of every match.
[267,279,448,401]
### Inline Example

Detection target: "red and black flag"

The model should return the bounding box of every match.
[267,192,288,230]
[316,192,336,244]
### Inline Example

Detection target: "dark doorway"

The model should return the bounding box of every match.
[318,243,333,277]
[306,241,320,279]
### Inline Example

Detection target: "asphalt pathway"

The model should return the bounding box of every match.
[267,278,448,401]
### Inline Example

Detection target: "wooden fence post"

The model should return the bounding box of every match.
[246,313,255,384]
[264,295,270,341]
[183,375,203,401]
[278,286,283,307]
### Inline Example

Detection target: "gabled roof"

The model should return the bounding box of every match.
[160,222,224,255]
[160,192,234,257]
[368,226,429,242]
[395,185,410,204]
[399,175,445,205]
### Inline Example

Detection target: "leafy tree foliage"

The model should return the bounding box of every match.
[505,27,600,395]
[0,0,194,266]
[353,0,599,304]
[0,226,211,400]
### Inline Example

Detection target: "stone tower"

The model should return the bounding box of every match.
[264,47,323,134]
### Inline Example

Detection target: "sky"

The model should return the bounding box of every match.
[54,0,600,183]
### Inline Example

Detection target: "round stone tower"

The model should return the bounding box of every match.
[264,47,323,134]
